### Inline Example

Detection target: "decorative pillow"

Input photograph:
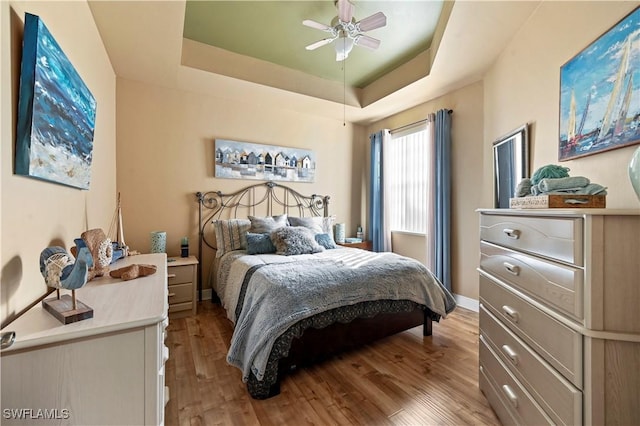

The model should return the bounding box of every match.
[270,226,325,256]
[288,215,336,241]
[248,214,288,234]
[246,232,276,255]
[212,219,251,258]
[315,233,337,250]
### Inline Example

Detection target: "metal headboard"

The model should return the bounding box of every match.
[195,181,330,299]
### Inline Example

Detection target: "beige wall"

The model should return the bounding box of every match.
[484,1,640,209]
[365,81,484,300]
[115,77,367,293]
[1,1,116,326]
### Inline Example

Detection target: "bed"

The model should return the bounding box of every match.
[196,181,456,399]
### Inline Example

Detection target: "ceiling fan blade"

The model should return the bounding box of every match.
[337,0,354,23]
[356,11,387,32]
[305,37,336,51]
[354,35,380,50]
[302,19,333,32]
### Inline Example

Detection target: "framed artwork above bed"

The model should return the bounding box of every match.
[215,139,316,183]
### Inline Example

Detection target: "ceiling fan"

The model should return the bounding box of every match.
[303,0,387,61]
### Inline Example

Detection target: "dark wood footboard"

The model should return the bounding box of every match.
[255,306,432,399]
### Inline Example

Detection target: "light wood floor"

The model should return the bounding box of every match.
[164,302,500,426]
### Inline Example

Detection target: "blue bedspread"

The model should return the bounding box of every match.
[221,248,456,382]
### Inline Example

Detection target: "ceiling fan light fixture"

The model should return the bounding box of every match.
[334,34,354,61]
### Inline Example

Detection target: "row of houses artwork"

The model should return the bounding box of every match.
[214,139,316,183]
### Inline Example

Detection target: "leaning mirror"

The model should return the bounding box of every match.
[493,124,529,208]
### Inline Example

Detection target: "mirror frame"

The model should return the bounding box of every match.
[493,124,529,208]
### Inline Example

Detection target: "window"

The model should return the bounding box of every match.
[386,123,429,234]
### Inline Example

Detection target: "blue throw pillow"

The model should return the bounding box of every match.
[315,233,337,249]
[246,232,276,255]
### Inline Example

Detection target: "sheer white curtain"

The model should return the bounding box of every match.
[387,122,430,234]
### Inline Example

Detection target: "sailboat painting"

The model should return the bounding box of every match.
[559,6,640,161]
[15,13,96,189]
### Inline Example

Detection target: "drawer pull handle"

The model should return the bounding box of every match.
[168,293,176,298]
[168,274,176,279]
[502,385,518,408]
[503,262,520,276]
[502,305,520,323]
[502,228,520,239]
[501,344,519,365]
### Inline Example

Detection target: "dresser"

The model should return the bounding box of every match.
[0,254,169,425]
[167,255,198,316]
[478,209,640,425]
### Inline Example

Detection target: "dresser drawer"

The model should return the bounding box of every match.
[480,337,554,425]
[480,275,582,387]
[168,282,193,304]
[480,214,583,266]
[167,265,194,285]
[480,241,584,320]
[480,306,582,425]
[479,366,520,426]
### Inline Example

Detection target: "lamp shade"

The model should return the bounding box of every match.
[335,35,354,61]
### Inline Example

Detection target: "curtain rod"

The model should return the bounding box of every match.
[390,109,452,134]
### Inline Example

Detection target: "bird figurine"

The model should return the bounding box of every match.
[39,245,95,322]
[40,246,93,290]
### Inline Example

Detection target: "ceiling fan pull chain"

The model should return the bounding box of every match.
[343,60,346,126]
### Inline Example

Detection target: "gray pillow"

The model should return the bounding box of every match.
[248,214,288,234]
[288,215,336,242]
[246,232,276,255]
[270,226,325,256]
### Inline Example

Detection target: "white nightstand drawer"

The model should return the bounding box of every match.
[168,282,193,304]
[480,306,582,425]
[480,336,554,425]
[480,241,584,320]
[169,301,193,314]
[167,264,194,285]
[480,214,583,266]
[480,274,582,388]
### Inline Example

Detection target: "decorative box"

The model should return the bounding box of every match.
[509,195,606,209]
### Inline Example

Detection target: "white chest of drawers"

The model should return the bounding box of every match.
[478,209,640,426]
[0,254,169,425]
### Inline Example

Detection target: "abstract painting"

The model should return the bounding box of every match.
[215,139,316,183]
[15,13,96,189]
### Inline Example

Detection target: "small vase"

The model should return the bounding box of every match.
[629,146,640,202]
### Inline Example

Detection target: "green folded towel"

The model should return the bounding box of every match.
[538,176,590,192]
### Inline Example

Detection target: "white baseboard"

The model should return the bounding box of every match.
[201,288,213,301]
[453,293,479,312]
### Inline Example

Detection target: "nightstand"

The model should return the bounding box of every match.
[337,240,373,251]
[167,255,198,317]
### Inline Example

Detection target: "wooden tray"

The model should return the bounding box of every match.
[509,195,606,209]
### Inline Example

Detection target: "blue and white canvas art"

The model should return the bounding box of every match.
[15,13,96,189]
[559,6,640,161]
[215,139,316,183]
